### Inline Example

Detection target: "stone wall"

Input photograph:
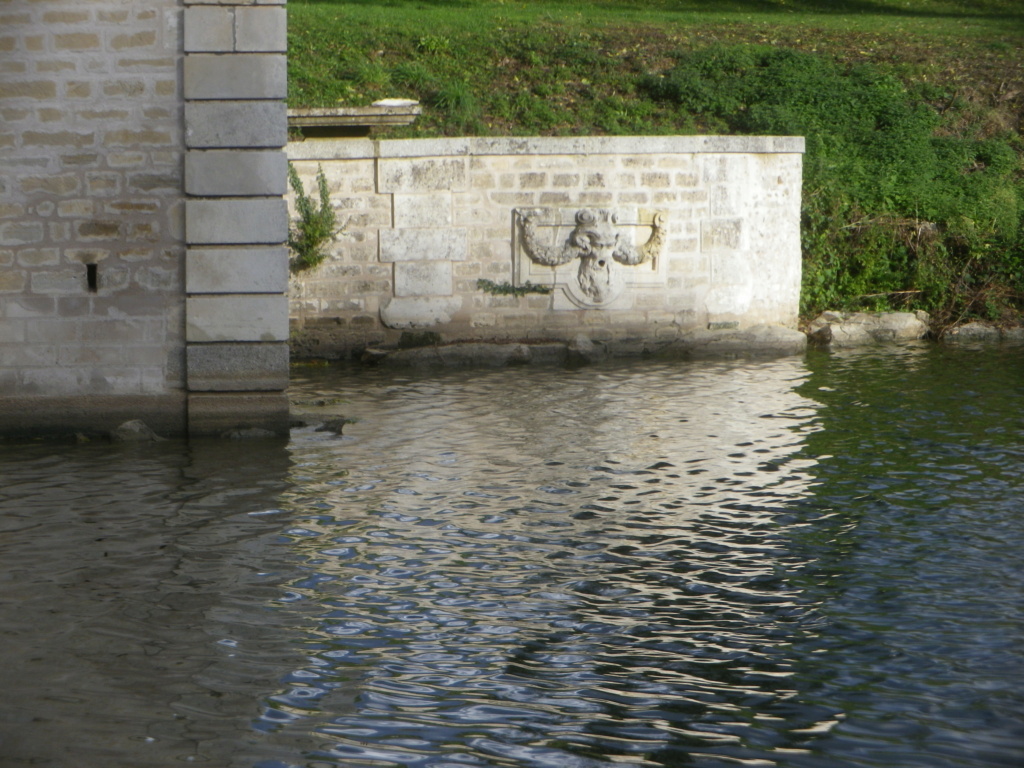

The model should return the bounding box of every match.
[0,0,290,438]
[286,136,804,358]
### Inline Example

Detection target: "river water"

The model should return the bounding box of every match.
[1,344,1022,768]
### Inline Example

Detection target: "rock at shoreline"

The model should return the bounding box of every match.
[942,321,1004,343]
[315,417,352,435]
[111,419,165,442]
[807,311,930,346]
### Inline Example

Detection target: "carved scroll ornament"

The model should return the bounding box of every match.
[518,208,666,306]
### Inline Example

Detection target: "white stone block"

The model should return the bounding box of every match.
[183,6,233,52]
[394,261,453,297]
[235,7,287,52]
[393,194,453,228]
[185,101,288,148]
[183,53,287,100]
[185,150,287,196]
[701,219,743,252]
[378,157,468,193]
[380,228,467,262]
[186,198,288,245]
[186,246,288,293]
[380,296,462,329]
[186,295,288,342]
[377,138,470,158]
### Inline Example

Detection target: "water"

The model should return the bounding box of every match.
[1,344,1022,767]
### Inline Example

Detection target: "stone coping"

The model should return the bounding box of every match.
[288,102,422,129]
[287,134,805,161]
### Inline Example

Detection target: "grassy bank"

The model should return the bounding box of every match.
[288,0,1024,328]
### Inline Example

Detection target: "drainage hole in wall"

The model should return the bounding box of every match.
[87,263,98,292]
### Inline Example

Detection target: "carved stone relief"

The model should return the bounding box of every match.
[514,208,667,308]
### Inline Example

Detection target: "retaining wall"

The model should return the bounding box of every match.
[286,136,804,358]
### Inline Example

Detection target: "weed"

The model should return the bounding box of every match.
[477,279,552,297]
[287,163,339,272]
[416,34,452,56]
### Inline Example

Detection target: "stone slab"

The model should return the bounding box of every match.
[235,6,287,52]
[185,198,288,245]
[379,296,461,329]
[186,294,288,342]
[393,194,453,228]
[186,342,289,391]
[185,150,287,196]
[378,157,468,194]
[379,227,467,262]
[0,394,187,439]
[658,324,807,358]
[185,0,286,5]
[185,101,288,149]
[183,6,233,52]
[394,261,453,298]
[183,53,287,100]
[186,246,288,294]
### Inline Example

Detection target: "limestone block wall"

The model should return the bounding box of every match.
[0,0,290,438]
[287,136,804,358]
[0,0,187,434]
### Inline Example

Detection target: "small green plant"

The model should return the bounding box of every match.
[427,79,482,132]
[477,279,552,297]
[287,162,338,272]
[417,34,452,56]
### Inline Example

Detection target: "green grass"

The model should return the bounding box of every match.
[288,0,1024,327]
[288,0,1023,136]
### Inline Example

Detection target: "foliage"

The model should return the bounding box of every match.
[477,279,553,297]
[287,163,338,272]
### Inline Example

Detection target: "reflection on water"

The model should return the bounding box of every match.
[269,359,822,768]
[0,440,306,767]
[1,348,1023,767]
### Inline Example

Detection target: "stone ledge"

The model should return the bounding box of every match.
[187,391,290,437]
[288,102,422,129]
[287,135,806,162]
[0,394,187,440]
[355,328,807,369]
[657,325,808,358]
